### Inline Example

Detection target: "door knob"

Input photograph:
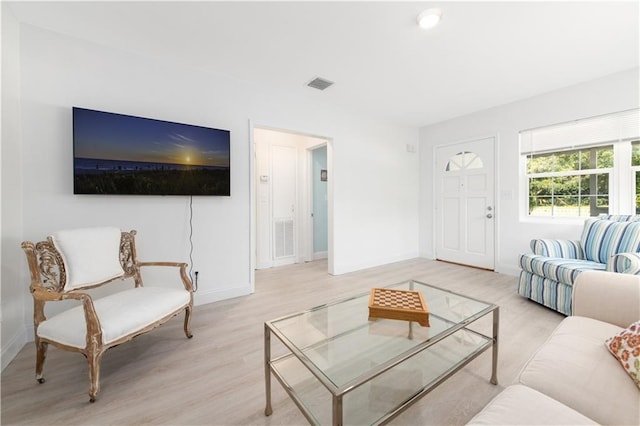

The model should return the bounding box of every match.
[486,213,493,219]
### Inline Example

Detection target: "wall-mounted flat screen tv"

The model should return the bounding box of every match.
[73,107,230,196]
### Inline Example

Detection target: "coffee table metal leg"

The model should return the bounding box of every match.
[264,324,273,416]
[490,307,499,385]
[332,394,343,426]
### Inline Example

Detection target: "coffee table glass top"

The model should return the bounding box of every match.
[268,280,495,391]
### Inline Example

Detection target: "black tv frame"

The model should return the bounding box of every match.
[73,107,230,196]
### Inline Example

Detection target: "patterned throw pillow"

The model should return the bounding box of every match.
[605,321,640,389]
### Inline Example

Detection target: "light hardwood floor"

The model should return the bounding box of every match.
[1,258,564,425]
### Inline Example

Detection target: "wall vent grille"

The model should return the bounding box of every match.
[274,219,295,259]
[307,77,334,91]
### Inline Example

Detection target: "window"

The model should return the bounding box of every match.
[445,151,483,171]
[520,109,639,218]
[526,146,612,217]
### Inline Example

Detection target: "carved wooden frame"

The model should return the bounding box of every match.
[21,230,194,402]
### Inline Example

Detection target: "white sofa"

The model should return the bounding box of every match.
[469,271,640,425]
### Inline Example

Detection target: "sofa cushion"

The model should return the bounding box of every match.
[51,227,125,290]
[530,239,584,259]
[466,384,597,425]
[519,254,605,285]
[605,321,640,389]
[599,214,640,222]
[581,219,640,264]
[37,286,191,348]
[518,316,640,425]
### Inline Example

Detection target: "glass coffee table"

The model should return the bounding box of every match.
[264,280,498,425]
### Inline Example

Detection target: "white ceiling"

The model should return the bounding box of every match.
[6,1,639,127]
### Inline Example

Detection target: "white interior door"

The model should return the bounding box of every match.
[435,137,495,269]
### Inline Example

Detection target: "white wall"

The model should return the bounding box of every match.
[419,68,640,275]
[1,4,25,370]
[1,23,419,367]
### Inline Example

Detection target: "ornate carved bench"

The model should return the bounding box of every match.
[21,227,194,402]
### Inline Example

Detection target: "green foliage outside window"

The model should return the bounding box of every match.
[527,146,613,173]
[527,146,612,217]
[632,141,640,166]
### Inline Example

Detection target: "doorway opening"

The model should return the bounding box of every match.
[251,125,333,281]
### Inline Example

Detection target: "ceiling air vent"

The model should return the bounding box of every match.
[307,77,334,91]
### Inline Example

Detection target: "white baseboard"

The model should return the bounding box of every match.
[333,252,418,275]
[495,262,520,277]
[313,251,328,260]
[193,283,253,306]
[1,326,28,372]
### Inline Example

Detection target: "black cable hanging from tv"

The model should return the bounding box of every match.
[189,195,198,292]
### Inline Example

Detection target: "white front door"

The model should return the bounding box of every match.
[435,137,495,269]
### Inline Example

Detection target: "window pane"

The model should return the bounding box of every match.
[527,146,612,174]
[554,176,578,195]
[527,153,554,173]
[596,146,613,168]
[633,141,640,166]
[446,151,484,172]
[528,173,609,217]
[528,195,553,216]
[553,196,582,217]
[555,151,580,172]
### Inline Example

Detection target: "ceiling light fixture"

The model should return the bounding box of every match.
[417,8,442,29]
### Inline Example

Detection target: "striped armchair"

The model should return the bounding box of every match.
[517,215,640,315]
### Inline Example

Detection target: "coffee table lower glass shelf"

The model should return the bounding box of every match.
[264,280,499,426]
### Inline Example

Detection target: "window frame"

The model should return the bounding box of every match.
[524,144,614,218]
[519,109,639,221]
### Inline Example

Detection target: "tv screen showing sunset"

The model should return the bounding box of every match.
[73,107,230,195]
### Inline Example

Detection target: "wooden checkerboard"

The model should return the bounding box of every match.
[368,287,430,327]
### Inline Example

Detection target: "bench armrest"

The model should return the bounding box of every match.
[137,261,194,292]
[530,239,584,259]
[572,271,640,328]
[32,288,103,347]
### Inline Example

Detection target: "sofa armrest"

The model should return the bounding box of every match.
[530,239,584,259]
[572,271,640,327]
[606,252,640,274]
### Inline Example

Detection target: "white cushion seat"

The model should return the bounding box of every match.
[37,287,191,348]
[467,384,597,425]
[517,316,640,425]
[51,227,125,290]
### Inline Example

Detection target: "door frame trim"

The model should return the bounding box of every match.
[432,134,499,270]
[250,121,334,293]
[305,143,329,263]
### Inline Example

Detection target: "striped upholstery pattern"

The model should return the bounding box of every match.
[581,219,640,263]
[598,214,640,222]
[517,271,574,316]
[607,253,640,274]
[518,216,640,316]
[530,239,584,259]
[519,254,605,285]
